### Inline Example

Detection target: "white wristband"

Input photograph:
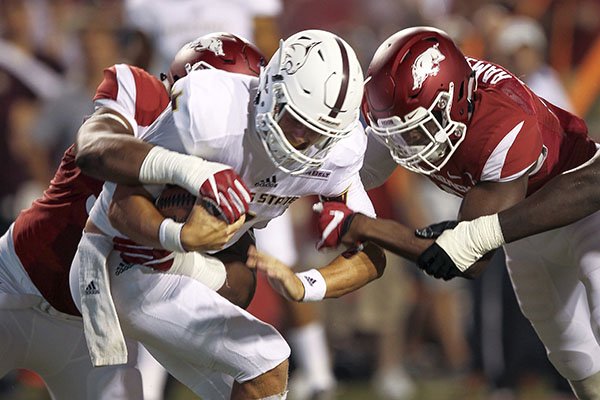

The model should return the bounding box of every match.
[436,214,505,272]
[158,218,185,253]
[169,252,226,291]
[296,269,327,302]
[139,146,228,194]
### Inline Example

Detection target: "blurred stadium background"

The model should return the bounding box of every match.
[1,0,598,399]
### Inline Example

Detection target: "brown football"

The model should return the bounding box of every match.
[155,185,196,223]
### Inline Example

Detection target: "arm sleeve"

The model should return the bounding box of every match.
[93,65,140,137]
[360,134,398,190]
[93,64,169,138]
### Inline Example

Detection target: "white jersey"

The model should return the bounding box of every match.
[90,69,375,247]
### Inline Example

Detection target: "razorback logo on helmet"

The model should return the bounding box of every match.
[411,43,445,90]
[191,37,225,57]
[181,38,226,76]
[282,41,322,75]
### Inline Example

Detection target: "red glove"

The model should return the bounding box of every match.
[199,169,251,224]
[313,201,357,250]
[113,237,175,271]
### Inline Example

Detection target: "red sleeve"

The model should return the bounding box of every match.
[129,66,170,127]
[92,65,169,128]
[93,66,118,101]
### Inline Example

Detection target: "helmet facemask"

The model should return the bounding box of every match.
[367,83,466,175]
[256,79,350,175]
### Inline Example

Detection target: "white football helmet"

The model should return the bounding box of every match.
[255,30,364,175]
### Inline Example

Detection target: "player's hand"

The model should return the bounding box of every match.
[415,220,459,239]
[199,169,251,224]
[113,237,175,271]
[417,242,471,281]
[313,201,358,250]
[246,245,304,301]
[182,204,245,252]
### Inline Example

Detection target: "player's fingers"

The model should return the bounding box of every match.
[233,179,251,205]
[115,246,155,258]
[227,188,246,216]
[199,176,220,205]
[147,260,174,271]
[415,220,459,239]
[147,251,174,262]
[417,243,441,270]
[229,214,246,231]
[113,237,140,246]
[432,259,449,279]
[218,193,235,223]
[120,255,150,265]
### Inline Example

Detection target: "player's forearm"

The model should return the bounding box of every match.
[76,131,154,183]
[351,214,432,261]
[319,243,386,298]
[76,109,228,194]
[109,191,164,248]
[75,110,153,183]
[499,159,600,243]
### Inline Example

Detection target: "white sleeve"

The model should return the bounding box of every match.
[360,134,397,190]
[254,210,298,267]
[346,172,376,218]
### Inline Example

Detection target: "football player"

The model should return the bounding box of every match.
[414,149,600,277]
[70,29,385,400]
[0,32,265,399]
[256,27,600,399]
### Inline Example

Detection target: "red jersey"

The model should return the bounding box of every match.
[12,65,169,315]
[428,58,596,197]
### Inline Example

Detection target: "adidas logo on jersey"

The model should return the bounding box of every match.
[303,276,317,286]
[254,175,278,188]
[115,261,134,276]
[84,280,100,295]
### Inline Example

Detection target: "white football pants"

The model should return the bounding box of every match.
[69,237,290,399]
[504,210,600,381]
[0,226,142,400]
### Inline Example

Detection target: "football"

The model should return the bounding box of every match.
[155,185,196,222]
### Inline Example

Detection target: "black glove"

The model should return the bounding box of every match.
[417,242,472,281]
[415,220,459,239]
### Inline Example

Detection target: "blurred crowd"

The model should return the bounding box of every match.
[1,0,599,399]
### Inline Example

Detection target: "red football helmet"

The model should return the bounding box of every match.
[164,32,266,86]
[363,27,476,174]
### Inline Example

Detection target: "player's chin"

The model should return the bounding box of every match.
[217,260,257,309]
